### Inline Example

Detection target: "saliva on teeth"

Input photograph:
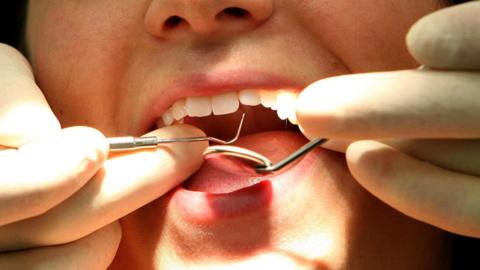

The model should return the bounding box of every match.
[159,89,299,127]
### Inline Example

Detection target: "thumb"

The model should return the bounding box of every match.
[346,140,480,237]
[0,44,60,147]
[407,2,480,70]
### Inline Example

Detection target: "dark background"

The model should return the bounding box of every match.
[0,1,26,47]
[0,0,478,269]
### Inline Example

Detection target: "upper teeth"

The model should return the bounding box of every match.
[159,89,299,127]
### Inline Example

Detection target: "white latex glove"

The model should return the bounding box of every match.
[296,2,480,238]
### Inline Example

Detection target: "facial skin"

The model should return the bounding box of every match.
[26,0,451,269]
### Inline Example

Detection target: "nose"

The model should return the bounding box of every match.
[145,0,274,39]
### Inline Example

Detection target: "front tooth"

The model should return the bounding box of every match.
[276,91,297,120]
[162,109,174,126]
[172,99,187,120]
[212,92,239,115]
[260,90,277,108]
[186,96,212,117]
[239,89,261,106]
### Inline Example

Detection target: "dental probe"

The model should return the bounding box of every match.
[203,145,273,168]
[227,64,420,173]
[107,114,245,151]
[254,138,328,173]
[203,138,328,174]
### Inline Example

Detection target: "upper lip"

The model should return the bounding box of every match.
[141,69,304,133]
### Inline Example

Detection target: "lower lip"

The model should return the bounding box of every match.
[169,132,323,224]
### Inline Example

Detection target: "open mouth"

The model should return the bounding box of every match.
[156,89,300,134]
[152,88,310,194]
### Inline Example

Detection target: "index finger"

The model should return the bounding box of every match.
[0,44,60,147]
[296,70,480,140]
[0,125,207,251]
[407,2,480,70]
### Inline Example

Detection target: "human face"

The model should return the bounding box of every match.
[27,1,450,269]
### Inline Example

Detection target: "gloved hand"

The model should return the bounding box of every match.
[0,44,207,269]
[296,2,480,238]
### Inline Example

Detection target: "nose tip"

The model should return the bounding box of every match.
[145,0,273,39]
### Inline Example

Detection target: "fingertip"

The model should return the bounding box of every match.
[0,44,33,79]
[297,75,375,140]
[177,123,209,155]
[143,124,208,175]
[169,124,209,171]
[296,78,344,140]
[296,79,336,116]
[346,140,396,188]
[63,127,109,164]
[406,12,439,67]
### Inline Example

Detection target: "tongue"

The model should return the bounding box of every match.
[182,131,308,194]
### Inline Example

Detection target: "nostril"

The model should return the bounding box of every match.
[218,7,250,19]
[164,16,185,29]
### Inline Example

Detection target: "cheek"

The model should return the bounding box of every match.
[26,2,144,131]
[294,0,443,72]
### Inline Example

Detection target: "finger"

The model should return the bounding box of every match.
[0,127,107,227]
[296,70,480,140]
[0,125,206,251]
[320,138,480,177]
[0,44,60,147]
[407,2,480,70]
[384,139,480,177]
[0,222,121,270]
[346,140,480,237]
